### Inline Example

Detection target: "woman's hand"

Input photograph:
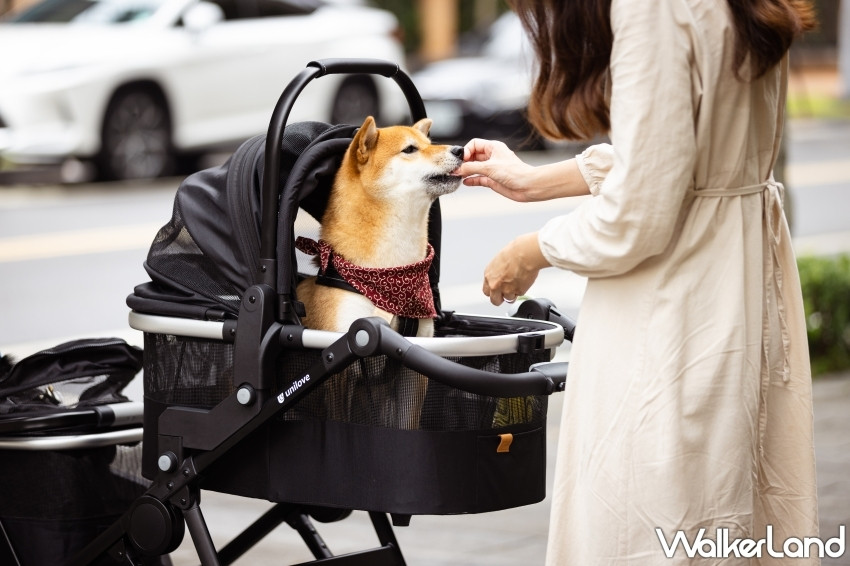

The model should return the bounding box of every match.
[454,139,537,201]
[454,138,591,202]
[483,232,551,306]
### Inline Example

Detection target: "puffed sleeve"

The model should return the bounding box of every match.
[575,143,614,197]
[538,0,697,277]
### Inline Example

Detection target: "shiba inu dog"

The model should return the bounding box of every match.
[296,115,463,337]
[295,116,463,428]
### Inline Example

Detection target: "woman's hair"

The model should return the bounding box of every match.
[512,0,817,140]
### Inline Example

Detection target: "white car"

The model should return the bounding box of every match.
[0,0,408,180]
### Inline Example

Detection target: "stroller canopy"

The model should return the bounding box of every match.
[129,121,359,320]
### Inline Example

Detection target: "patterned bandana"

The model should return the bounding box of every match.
[296,237,437,319]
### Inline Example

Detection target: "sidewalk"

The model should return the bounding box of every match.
[814,373,850,566]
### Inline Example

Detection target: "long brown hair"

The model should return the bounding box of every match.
[513,0,817,141]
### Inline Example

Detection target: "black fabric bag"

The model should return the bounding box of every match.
[0,339,149,566]
[0,338,142,417]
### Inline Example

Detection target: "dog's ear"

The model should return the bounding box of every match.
[355,116,379,164]
[413,118,432,138]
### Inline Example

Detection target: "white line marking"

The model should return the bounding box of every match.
[0,223,161,263]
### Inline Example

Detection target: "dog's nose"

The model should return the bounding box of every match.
[450,146,464,159]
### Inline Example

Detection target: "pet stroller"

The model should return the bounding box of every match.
[0,338,154,565]
[70,59,575,565]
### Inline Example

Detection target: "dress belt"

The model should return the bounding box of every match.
[692,178,791,458]
[691,180,770,197]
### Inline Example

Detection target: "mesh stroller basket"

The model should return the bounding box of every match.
[77,59,574,566]
[138,316,557,514]
[0,339,150,566]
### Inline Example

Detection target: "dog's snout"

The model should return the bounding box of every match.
[450,146,464,159]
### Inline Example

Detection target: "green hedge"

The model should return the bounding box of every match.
[798,254,850,376]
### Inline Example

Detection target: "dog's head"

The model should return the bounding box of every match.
[343,116,463,203]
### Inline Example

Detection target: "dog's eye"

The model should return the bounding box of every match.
[401,145,418,154]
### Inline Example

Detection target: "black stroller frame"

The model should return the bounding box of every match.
[60,59,573,566]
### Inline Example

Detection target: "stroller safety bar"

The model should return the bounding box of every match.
[0,401,144,435]
[0,427,142,450]
[0,400,144,448]
[128,311,564,357]
[338,317,568,397]
[129,312,227,340]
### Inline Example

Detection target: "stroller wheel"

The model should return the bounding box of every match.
[125,496,185,557]
[305,505,353,524]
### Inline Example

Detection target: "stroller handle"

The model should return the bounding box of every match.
[260,58,428,277]
[345,317,568,397]
[309,58,405,78]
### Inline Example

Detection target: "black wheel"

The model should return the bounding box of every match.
[98,87,175,181]
[330,76,380,126]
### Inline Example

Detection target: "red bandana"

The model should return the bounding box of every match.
[296,237,437,319]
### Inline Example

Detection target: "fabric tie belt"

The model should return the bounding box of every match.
[691,180,773,197]
[692,178,790,458]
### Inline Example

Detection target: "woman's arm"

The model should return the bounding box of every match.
[537,0,697,278]
[455,139,593,305]
[481,232,550,306]
[455,138,591,202]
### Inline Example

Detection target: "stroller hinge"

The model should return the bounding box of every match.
[234,284,278,392]
[278,295,305,324]
[258,258,276,287]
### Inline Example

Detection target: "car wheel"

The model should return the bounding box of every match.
[330,76,380,126]
[98,87,175,181]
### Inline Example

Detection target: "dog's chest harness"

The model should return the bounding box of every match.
[296,237,437,323]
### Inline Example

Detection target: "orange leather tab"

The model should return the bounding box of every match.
[497,433,513,453]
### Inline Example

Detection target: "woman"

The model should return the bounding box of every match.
[455,0,819,563]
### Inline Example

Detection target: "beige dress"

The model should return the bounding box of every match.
[538,0,819,564]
